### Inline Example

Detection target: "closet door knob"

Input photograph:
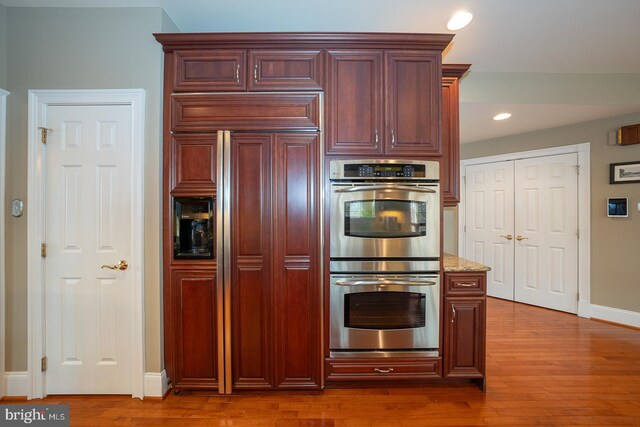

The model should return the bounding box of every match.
[516,235,528,241]
[500,234,513,240]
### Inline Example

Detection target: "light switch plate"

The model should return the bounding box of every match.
[11,199,24,217]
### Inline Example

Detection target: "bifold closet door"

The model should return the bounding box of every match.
[514,154,578,313]
[464,161,515,300]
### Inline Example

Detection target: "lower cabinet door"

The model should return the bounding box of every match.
[169,269,219,390]
[444,298,486,379]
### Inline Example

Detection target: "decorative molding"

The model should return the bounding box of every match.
[27,89,146,399]
[144,371,170,398]
[4,372,29,397]
[443,63,471,78]
[459,143,591,317]
[0,88,8,399]
[591,304,640,329]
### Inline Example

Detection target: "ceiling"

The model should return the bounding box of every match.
[2,0,639,143]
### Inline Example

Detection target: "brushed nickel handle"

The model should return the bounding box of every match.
[451,305,456,323]
[456,283,476,287]
[391,129,395,145]
[236,64,240,82]
[101,260,128,271]
[254,64,258,83]
[516,235,528,241]
[375,129,379,144]
[374,368,394,373]
[334,185,436,194]
[500,234,513,241]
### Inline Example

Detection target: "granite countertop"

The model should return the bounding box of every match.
[443,253,491,272]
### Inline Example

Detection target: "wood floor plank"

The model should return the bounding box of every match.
[2,298,639,426]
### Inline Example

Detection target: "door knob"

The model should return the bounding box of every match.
[101,260,128,271]
[515,235,528,241]
[500,234,513,240]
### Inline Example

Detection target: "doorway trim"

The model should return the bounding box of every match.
[27,89,145,399]
[459,143,591,318]
[0,88,8,399]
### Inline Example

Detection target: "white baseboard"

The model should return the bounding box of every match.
[144,370,169,398]
[4,372,28,397]
[591,304,640,328]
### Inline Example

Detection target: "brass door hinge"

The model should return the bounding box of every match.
[41,356,47,372]
[38,127,52,144]
[41,242,47,258]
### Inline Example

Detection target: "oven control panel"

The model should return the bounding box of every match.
[330,160,439,181]
[356,164,419,178]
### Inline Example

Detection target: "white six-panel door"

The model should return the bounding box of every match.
[514,154,578,313]
[464,161,515,300]
[45,104,133,394]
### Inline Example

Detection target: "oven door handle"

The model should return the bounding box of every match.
[333,185,436,193]
[334,279,437,287]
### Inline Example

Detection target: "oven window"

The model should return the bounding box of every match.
[344,291,426,329]
[344,200,426,238]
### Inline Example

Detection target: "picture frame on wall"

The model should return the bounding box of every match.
[610,161,640,184]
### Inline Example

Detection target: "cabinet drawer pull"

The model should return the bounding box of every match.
[456,282,476,287]
[254,64,258,83]
[236,64,240,82]
[374,368,394,373]
[391,129,395,145]
[451,305,456,322]
[375,129,379,144]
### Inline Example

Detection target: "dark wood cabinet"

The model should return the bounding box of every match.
[170,134,216,195]
[443,272,486,390]
[248,50,323,91]
[326,50,384,155]
[174,49,247,92]
[326,50,441,156]
[231,133,320,390]
[167,268,219,391]
[156,32,455,393]
[442,64,470,206]
[326,357,441,381]
[385,51,441,156]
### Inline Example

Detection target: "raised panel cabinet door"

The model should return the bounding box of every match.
[385,51,441,156]
[444,298,486,379]
[170,269,218,390]
[230,134,274,390]
[174,49,246,92]
[441,76,460,205]
[170,134,216,194]
[272,133,321,389]
[248,50,324,91]
[326,50,384,155]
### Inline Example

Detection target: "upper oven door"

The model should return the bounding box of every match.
[330,183,440,260]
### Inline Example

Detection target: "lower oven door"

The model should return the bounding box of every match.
[330,274,440,353]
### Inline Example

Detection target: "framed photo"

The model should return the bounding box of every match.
[610,161,640,184]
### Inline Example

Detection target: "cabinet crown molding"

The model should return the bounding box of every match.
[154,32,454,52]
[443,64,471,78]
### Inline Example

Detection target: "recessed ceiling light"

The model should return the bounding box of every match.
[447,10,474,31]
[493,113,512,121]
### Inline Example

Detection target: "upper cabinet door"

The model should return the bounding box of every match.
[325,51,384,155]
[248,50,323,91]
[174,49,247,92]
[385,51,441,156]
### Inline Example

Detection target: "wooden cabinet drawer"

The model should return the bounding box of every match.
[174,50,247,92]
[326,358,441,381]
[248,50,323,91]
[445,272,486,296]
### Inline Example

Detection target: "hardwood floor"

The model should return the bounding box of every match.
[3,297,640,426]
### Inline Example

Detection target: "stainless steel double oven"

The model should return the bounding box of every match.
[329,159,441,357]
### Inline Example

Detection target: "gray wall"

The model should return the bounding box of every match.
[4,7,175,373]
[0,4,6,87]
[461,112,640,313]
